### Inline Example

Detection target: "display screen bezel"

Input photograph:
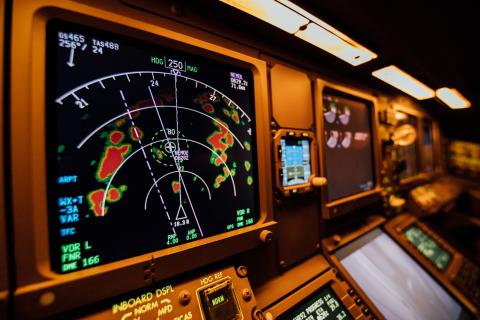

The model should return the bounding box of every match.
[44,18,262,274]
[265,268,359,320]
[273,129,318,196]
[335,228,471,320]
[321,88,376,201]
[279,137,312,187]
[315,80,382,219]
[10,5,274,317]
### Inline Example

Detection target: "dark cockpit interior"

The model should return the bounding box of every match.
[1,1,479,319]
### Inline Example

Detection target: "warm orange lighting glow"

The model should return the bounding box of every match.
[394,111,408,121]
[295,23,377,66]
[372,66,435,100]
[436,88,471,109]
[219,0,308,34]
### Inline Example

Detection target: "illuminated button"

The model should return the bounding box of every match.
[354,298,362,305]
[200,279,242,320]
[361,306,370,316]
[347,288,355,296]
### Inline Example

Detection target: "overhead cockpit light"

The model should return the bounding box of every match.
[219,0,308,34]
[295,23,377,66]
[436,87,471,109]
[220,0,377,66]
[372,65,435,100]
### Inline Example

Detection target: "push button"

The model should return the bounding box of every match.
[199,279,242,320]
[361,306,370,316]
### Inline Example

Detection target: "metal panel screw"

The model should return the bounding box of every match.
[242,288,252,302]
[178,290,191,306]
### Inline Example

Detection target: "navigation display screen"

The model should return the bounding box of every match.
[336,229,470,320]
[280,138,311,187]
[278,286,352,320]
[46,20,258,273]
[404,225,451,270]
[323,91,375,201]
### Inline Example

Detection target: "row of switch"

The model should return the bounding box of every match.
[346,288,378,319]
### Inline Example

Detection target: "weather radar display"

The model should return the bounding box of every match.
[47,21,258,273]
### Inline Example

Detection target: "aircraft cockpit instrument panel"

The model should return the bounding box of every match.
[6,1,478,320]
[10,5,274,318]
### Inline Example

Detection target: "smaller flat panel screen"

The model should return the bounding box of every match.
[396,112,419,179]
[336,229,470,320]
[280,138,311,187]
[404,225,451,271]
[278,286,352,320]
[323,91,375,201]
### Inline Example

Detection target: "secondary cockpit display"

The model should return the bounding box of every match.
[322,90,375,201]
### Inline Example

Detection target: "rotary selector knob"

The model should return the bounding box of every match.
[310,176,327,188]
